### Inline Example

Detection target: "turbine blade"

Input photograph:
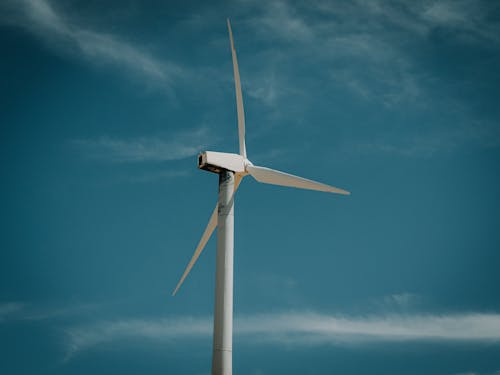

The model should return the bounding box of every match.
[172,205,218,296]
[247,165,350,195]
[227,18,247,158]
[172,174,244,296]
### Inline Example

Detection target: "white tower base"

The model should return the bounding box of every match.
[212,170,235,375]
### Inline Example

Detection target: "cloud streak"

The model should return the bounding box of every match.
[0,302,24,321]
[0,301,99,322]
[1,0,182,86]
[65,311,500,358]
[73,128,214,162]
[240,0,499,107]
[348,119,500,158]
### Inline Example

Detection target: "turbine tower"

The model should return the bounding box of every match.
[173,19,350,375]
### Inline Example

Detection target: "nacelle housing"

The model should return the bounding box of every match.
[198,151,246,174]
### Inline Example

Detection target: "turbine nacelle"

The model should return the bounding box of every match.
[198,151,252,174]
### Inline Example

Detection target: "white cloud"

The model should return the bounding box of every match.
[65,316,212,360]
[236,312,500,343]
[73,128,214,162]
[1,0,182,86]
[64,311,500,358]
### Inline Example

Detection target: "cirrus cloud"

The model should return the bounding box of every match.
[64,311,500,359]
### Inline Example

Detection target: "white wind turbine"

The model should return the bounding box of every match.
[173,19,350,375]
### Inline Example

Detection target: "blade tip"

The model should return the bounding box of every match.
[330,188,350,195]
[172,284,181,296]
[325,186,351,195]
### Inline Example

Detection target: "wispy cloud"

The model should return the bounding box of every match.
[64,311,500,358]
[420,0,500,44]
[65,316,212,360]
[348,119,500,158]
[121,170,190,183]
[0,302,25,321]
[375,292,423,311]
[0,0,182,86]
[230,1,422,107]
[351,135,452,159]
[238,0,499,107]
[237,312,500,343]
[0,301,97,322]
[246,0,314,42]
[73,127,214,162]
[245,71,280,106]
[351,0,500,44]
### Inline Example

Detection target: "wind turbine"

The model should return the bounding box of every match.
[173,19,350,375]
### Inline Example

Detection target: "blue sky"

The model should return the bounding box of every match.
[1,0,500,374]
